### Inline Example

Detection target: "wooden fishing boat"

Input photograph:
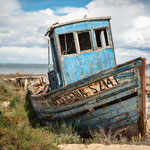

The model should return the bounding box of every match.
[28,17,147,135]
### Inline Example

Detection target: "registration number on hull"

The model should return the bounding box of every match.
[55,75,119,105]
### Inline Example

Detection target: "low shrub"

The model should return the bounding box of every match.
[9,95,20,108]
[0,81,58,150]
[0,124,58,150]
[0,81,13,101]
[44,121,81,144]
[86,127,128,144]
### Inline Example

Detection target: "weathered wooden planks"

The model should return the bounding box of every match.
[29,57,146,135]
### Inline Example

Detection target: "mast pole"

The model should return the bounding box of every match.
[48,39,50,72]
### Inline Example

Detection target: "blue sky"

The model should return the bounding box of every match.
[19,0,91,12]
[0,0,150,64]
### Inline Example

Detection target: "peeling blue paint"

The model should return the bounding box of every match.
[62,49,115,84]
[55,20,110,34]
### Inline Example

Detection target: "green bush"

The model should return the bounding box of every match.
[0,109,8,128]
[0,124,58,150]
[9,95,20,108]
[0,81,58,150]
[45,121,81,144]
[0,81,13,101]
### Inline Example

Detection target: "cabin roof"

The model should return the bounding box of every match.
[45,16,111,36]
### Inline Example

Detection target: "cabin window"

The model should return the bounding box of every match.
[59,33,76,55]
[78,31,92,51]
[95,28,109,48]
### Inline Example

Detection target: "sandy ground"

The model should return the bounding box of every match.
[58,144,150,150]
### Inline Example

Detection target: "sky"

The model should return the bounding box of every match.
[0,0,150,64]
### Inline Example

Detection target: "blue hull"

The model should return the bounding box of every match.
[29,57,146,135]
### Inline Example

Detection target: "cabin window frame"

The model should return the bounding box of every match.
[77,30,93,53]
[50,36,57,71]
[58,32,77,56]
[93,27,111,49]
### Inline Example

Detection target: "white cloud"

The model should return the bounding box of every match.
[123,16,150,48]
[0,0,149,64]
[0,46,47,63]
[0,0,22,16]
[0,8,59,48]
[133,16,150,28]
[0,1,61,63]
[56,7,88,22]
[115,48,150,64]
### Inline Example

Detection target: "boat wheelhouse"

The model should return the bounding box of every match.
[46,17,116,90]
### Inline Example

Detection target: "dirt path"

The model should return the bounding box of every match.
[58,144,150,150]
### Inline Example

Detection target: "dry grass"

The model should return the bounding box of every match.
[84,127,150,146]
[0,80,13,101]
[0,80,59,150]
[86,127,129,144]
[0,78,81,149]
[43,122,81,144]
[0,74,150,149]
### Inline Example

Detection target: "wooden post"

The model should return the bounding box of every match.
[139,133,141,143]
[24,79,28,90]
[82,138,84,144]
[142,58,146,135]
[132,136,134,143]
